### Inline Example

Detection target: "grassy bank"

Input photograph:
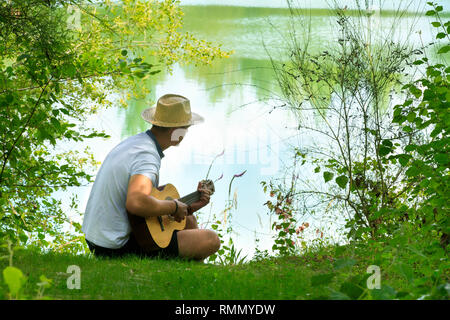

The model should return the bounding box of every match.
[1,232,448,300]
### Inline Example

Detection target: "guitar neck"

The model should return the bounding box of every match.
[178,190,200,205]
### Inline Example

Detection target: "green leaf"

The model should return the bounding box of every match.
[329,290,350,300]
[405,144,417,152]
[437,45,450,54]
[382,139,393,148]
[406,112,416,123]
[405,166,420,177]
[37,127,51,142]
[409,85,422,98]
[18,232,28,243]
[38,275,53,289]
[121,49,128,56]
[340,281,364,299]
[370,285,397,300]
[436,33,446,39]
[431,21,441,27]
[135,72,146,78]
[438,45,450,54]
[323,171,334,183]
[397,154,411,167]
[434,153,448,165]
[395,263,414,284]
[334,245,346,256]
[335,175,348,189]
[333,258,357,270]
[402,125,413,133]
[5,94,14,104]
[119,59,127,69]
[17,53,30,61]
[3,266,26,297]
[311,272,336,286]
[50,117,61,130]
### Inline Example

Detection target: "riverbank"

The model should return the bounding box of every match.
[1,231,448,300]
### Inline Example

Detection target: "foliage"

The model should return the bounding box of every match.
[1,241,52,299]
[386,1,449,245]
[261,154,304,256]
[0,0,231,251]
[257,1,449,299]
[207,170,248,265]
[266,0,449,244]
[310,225,449,300]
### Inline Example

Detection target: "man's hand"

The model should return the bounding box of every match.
[189,181,212,213]
[172,199,188,222]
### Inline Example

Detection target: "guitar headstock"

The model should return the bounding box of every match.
[199,179,215,195]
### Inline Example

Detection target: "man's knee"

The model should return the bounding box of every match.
[205,229,220,253]
[177,228,220,260]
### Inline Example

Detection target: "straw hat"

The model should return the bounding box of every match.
[141,94,204,127]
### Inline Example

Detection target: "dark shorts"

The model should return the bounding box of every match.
[85,231,179,259]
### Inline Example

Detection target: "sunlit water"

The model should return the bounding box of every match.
[57,1,449,259]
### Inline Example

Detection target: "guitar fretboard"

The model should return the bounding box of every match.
[178,191,200,205]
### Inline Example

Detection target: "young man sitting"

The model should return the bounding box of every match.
[82,94,220,261]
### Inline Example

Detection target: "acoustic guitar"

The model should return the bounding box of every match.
[127,179,215,251]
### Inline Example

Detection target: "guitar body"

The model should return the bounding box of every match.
[146,183,186,248]
[127,180,215,252]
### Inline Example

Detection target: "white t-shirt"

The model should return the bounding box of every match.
[82,130,164,249]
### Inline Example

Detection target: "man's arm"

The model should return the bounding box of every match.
[125,174,179,218]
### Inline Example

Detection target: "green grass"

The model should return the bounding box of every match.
[1,249,334,300]
[1,231,448,300]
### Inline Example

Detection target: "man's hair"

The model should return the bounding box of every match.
[152,124,190,133]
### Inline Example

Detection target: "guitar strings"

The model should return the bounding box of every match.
[179,191,200,204]
[179,184,214,204]
[183,193,198,203]
[179,192,192,202]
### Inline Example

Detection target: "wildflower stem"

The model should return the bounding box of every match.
[228,176,235,200]
[205,149,225,180]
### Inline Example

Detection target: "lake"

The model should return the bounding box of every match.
[60,0,449,260]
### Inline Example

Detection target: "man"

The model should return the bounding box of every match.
[82,94,220,261]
